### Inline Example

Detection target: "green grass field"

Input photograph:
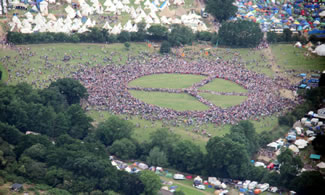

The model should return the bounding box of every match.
[1,43,153,87]
[128,74,206,89]
[199,93,247,108]
[271,44,325,71]
[199,78,248,93]
[129,90,209,111]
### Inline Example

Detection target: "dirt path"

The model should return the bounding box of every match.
[262,47,296,100]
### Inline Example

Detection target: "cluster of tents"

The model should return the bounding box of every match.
[235,0,325,33]
[7,0,209,34]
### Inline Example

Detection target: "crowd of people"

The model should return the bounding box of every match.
[0,43,299,125]
[73,52,298,125]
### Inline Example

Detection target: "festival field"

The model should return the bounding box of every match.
[0,42,321,149]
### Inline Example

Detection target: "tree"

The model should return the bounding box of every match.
[267,32,278,43]
[206,137,250,179]
[282,29,292,42]
[124,42,130,51]
[290,171,325,195]
[146,147,169,167]
[139,171,162,195]
[49,78,88,105]
[312,135,325,155]
[227,121,259,155]
[149,128,179,155]
[110,138,136,160]
[218,20,263,47]
[118,31,131,43]
[168,24,194,46]
[96,116,134,146]
[277,149,303,187]
[159,41,171,54]
[169,140,203,173]
[148,25,168,41]
[23,143,47,162]
[66,104,93,139]
[205,0,237,22]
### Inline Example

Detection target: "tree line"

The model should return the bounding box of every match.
[1,80,325,194]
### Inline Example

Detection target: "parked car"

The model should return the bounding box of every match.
[243,180,251,189]
[248,181,258,190]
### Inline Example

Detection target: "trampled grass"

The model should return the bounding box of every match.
[199,78,248,93]
[199,93,248,108]
[128,73,206,89]
[271,44,325,71]
[128,90,209,111]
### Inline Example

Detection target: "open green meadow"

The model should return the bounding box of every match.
[128,73,206,89]
[199,93,248,108]
[0,43,152,87]
[271,44,325,72]
[199,78,248,93]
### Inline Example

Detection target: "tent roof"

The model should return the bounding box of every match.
[310,154,321,160]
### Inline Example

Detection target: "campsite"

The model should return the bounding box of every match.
[1,0,325,195]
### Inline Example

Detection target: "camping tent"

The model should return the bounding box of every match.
[294,139,308,149]
[315,44,325,56]
[316,162,325,169]
[289,144,299,153]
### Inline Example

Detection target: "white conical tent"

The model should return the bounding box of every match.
[160,16,170,24]
[134,0,141,4]
[130,23,138,32]
[315,44,325,56]
[116,1,124,10]
[111,23,122,34]
[104,0,113,6]
[47,13,57,21]
[25,12,34,23]
[130,7,137,18]
[78,24,90,33]
[20,19,32,33]
[103,22,112,30]
[123,20,133,31]
[40,1,49,16]
[122,0,130,4]
[65,5,76,19]
[144,0,151,9]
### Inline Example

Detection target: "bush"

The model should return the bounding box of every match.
[168,24,194,46]
[160,41,171,54]
[196,31,213,41]
[118,31,131,42]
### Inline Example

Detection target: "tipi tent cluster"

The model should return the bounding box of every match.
[8,0,210,34]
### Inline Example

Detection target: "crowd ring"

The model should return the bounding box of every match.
[73,54,297,125]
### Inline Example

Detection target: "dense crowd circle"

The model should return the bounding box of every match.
[73,53,297,125]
